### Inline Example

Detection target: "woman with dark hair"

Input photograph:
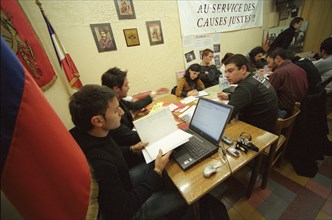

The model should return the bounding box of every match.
[175,63,205,97]
[248,46,267,69]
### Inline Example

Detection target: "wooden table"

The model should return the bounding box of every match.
[143,93,278,205]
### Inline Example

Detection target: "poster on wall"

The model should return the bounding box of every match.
[177,0,263,36]
[263,21,308,53]
[90,23,117,52]
[182,32,221,69]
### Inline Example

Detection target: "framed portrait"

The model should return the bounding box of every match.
[280,10,289,20]
[123,28,140,47]
[185,50,196,63]
[146,20,164,46]
[114,0,136,20]
[90,23,117,52]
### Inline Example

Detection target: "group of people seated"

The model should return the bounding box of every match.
[67,15,332,219]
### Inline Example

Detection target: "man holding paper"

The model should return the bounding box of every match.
[102,67,169,167]
[69,84,190,219]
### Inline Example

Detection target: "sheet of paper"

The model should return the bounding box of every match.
[149,102,164,114]
[180,96,197,105]
[143,130,192,163]
[133,107,192,163]
[179,105,196,123]
[167,103,179,112]
[196,90,209,97]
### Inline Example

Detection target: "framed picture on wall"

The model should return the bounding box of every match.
[123,28,140,47]
[90,23,117,52]
[114,0,136,20]
[146,20,164,46]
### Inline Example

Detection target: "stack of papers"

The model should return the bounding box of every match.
[178,105,196,124]
[133,107,192,163]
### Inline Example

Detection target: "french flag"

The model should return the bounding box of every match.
[36,0,83,90]
[1,37,92,219]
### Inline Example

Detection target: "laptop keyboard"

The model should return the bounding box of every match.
[183,137,209,159]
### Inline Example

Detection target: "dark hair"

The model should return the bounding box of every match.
[249,46,265,58]
[290,17,303,28]
[101,67,127,89]
[184,63,201,82]
[221,53,234,64]
[69,84,116,131]
[224,54,253,73]
[202,48,213,58]
[267,47,289,60]
[320,37,332,55]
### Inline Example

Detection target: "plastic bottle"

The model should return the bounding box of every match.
[219,75,229,92]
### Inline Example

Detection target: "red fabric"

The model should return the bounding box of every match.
[1,68,91,219]
[1,0,57,90]
[62,53,83,90]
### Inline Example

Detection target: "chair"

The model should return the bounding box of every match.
[261,102,301,189]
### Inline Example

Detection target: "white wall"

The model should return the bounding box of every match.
[19,0,278,129]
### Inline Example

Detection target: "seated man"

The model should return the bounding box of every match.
[200,48,221,88]
[69,85,230,219]
[101,67,168,147]
[315,37,332,93]
[68,85,189,219]
[217,54,278,133]
[267,48,308,117]
[247,46,267,70]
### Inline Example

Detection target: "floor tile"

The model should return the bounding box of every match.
[306,179,331,199]
[313,173,332,189]
[233,198,256,218]
[246,210,266,220]
[247,193,264,208]
[257,193,288,220]
[252,187,272,200]
[280,188,325,220]
[322,197,332,216]
[319,156,332,179]
[315,210,332,220]
[287,169,311,186]
[270,169,304,194]
[273,184,296,203]
[228,207,245,220]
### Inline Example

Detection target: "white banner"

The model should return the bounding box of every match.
[177,0,263,36]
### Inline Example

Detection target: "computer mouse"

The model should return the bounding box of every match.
[203,166,217,178]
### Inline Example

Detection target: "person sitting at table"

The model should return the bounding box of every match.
[217,54,278,133]
[200,48,222,88]
[266,48,308,118]
[175,63,205,97]
[68,84,190,219]
[69,84,230,220]
[102,67,169,167]
[247,46,267,70]
[220,52,234,77]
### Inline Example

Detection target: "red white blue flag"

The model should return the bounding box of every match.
[36,0,83,90]
[1,36,91,219]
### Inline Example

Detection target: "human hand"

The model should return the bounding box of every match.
[155,87,170,95]
[217,92,229,100]
[154,149,172,172]
[188,90,198,97]
[131,142,148,153]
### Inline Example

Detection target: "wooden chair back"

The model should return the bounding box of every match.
[261,102,301,188]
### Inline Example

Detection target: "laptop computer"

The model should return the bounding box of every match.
[172,98,234,170]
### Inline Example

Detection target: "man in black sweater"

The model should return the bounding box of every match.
[217,54,278,133]
[69,85,188,219]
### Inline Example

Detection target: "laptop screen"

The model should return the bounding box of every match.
[190,98,233,143]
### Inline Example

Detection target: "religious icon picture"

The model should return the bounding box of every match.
[90,23,117,52]
[146,20,164,46]
[114,0,136,20]
[123,28,140,47]
[185,50,196,63]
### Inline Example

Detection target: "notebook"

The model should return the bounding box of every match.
[172,98,234,170]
